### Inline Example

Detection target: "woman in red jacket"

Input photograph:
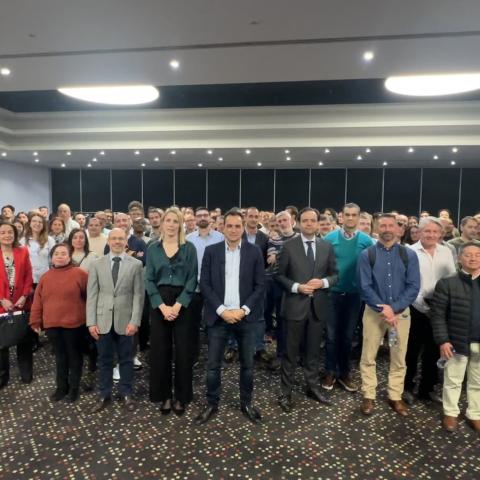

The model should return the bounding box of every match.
[30,243,88,402]
[0,221,34,389]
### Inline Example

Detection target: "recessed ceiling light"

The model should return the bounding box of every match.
[87,163,92,168]
[245,149,251,155]
[0,67,11,76]
[33,151,38,156]
[433,155,439,160]
[365,148,371,153]
[324,148,330,154]
[66,151,71,156]
[58,85,159,105]
[197,163,203,167]
[170,150,176,155]
[169,59,180,70]
[318,161,324,166]
[284,149,290,154]
[141,163,146,167]
[134,150,140,155]
[218,157,223,162]
[452,147,458,153]
[92,158,97,162]
[357,155,363,161]
[100,151,105,155]
[34,158,39,163]
[1,152,6,157]
[383,161,388,166]
[257,162,262,167]
[385,73,480,97]
[61,163,66,168]
[363,51,374,62]
[207,150,213,155]
[408,147,415,153]
[451,160,456,165]
[154,157,159,162]
[286,156,291,161]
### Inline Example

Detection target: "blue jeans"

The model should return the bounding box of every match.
[97,326,134,398]
[325,292,362,378]
[206,320,256,407]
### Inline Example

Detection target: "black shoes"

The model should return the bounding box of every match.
[278,395,294,413]
[241,404,262,424]
[119,396,136,412]
[194,405,218,425]
[172,400,185,416]
[49,388,68,402]
[90,396,112,414]
[65,388,79,403]
[160,399,172,415]
[306,387,333,406]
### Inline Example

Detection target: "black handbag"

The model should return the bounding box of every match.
[0,311,30,349]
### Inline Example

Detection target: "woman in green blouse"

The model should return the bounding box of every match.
[145,207,197,415]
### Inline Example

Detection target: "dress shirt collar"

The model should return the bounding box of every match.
[300,233,316,244]
[225,240,241,252]
[341,228,358,239]
[109,252,126,262]
[462,269,480,280]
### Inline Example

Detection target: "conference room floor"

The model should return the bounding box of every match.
[1,341,478,480]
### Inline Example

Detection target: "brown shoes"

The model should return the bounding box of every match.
[443,415,458,432]
[338,375,358,393]
[361,398,375,415]
[467,418,480,432]
[321,374,336,391]
[388,399,409,416]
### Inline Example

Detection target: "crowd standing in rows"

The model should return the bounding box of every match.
[1,201,480,433]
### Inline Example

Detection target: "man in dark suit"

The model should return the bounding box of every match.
[194,209,265,425]
[276,207,338,412]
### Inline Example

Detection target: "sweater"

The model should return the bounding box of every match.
[30,264,88,330]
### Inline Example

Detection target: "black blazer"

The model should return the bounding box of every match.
[275,235,338,321]
[200,241,265,327]
[242,230,268,267]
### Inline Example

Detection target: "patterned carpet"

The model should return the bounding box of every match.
[0,342,479,480]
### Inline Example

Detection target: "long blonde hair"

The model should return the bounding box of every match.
[160,206,186,245]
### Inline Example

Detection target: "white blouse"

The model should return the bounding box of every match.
[21,236,56,283]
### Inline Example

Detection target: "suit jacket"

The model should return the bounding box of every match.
[0,246,33,314]
[242,230,268,267]
[86,255,145,335]
[200,241,265,327]
[275,235,338,321]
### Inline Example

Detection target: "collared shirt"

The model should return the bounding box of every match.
[410,241,457,313]
[341,228,358,240]
[109,252,127,272]
[246,232,257,245]
[358,241,420,313]
[186,229,224,281]
[216,241,250,316]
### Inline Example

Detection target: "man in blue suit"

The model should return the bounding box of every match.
[194,209,265,425]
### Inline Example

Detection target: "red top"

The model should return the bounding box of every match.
[30,264,88,330]
[0,246,34,314]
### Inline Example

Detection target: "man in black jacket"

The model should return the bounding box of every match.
[431,242,480,433]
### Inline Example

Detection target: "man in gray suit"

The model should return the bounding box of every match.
[276,207,338,413]
[87,228,145,413]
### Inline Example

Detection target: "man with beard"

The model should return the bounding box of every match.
[357,213,420,417]
[147,208,163,242]
[187,207,224,363]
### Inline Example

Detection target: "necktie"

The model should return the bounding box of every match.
[112,257,121,286]
[306,241,315,274]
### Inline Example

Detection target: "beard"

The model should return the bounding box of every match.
[197,220,209,229]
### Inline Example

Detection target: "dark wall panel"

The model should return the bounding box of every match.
[51,169,81,212]
[143,170,174,209]
[112,170,141,212]
[346,169,383,213]
[310,169,346,212]
[460,168,480,219]
[275,169,309,211]
[175,170,206,208]
[208,169,240,211]
[81,169,110,212]
[421,168,460,221]
[241,169,274,210]
[383,168,421,216]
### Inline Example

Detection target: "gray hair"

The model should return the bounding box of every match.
[276,210,292,220]
[418,216,443,231]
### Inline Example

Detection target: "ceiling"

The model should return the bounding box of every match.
[1,0,480,168]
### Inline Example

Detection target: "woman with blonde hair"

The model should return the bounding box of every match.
[145,207,198,415]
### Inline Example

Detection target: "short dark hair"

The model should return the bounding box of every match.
[459,242,480,256]
[0,221,19,247]
[128,200,144,212]
[461,216,478,227]
[224,208,244,223]
[343,203,360,213]
[377,213,397,221]
[298,207,320,221]
[49,242,72,262]
[38,206,48,210]
[318,214,329,222]
[285,205,299,218]
[1,204,15,213]
[195,206,209,214]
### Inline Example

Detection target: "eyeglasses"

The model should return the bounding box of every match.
[397,222,407,227]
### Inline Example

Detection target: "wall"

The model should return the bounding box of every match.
[51,167,480,224]
[0,160,51,212]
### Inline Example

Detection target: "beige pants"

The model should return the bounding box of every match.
[443,342,480,420]
[360,305,411,401]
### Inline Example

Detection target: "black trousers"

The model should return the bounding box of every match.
[0,330,33,384]
[46,326,84,393]
[404,306,438,396]
[281,305,324,396]
[149,305,194,404]
[189,292,204,363]
[138,292,151,351]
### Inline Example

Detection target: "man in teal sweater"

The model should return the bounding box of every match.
[323,203,374,392]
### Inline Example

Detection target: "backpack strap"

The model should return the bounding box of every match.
[367,243,409,269]
[367,245,376,268]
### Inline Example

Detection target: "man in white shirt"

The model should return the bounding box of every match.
[404,216,457,405]
[87,217,107,257]
[57,203,79,235]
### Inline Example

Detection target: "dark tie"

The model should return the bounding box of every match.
[112,257,121,286]
[306,241,315,273]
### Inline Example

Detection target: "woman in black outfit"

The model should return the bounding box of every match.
[145,207,197,415]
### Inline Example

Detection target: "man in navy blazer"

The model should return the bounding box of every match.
[194,209,265,425]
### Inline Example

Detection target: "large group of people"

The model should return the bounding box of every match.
[1,199,480,434]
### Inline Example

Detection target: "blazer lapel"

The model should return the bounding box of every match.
[295,236,311,275]
[313,237,323,273]
[102,256,115,291]
[114,256,129,292]
[218,243,226,300]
